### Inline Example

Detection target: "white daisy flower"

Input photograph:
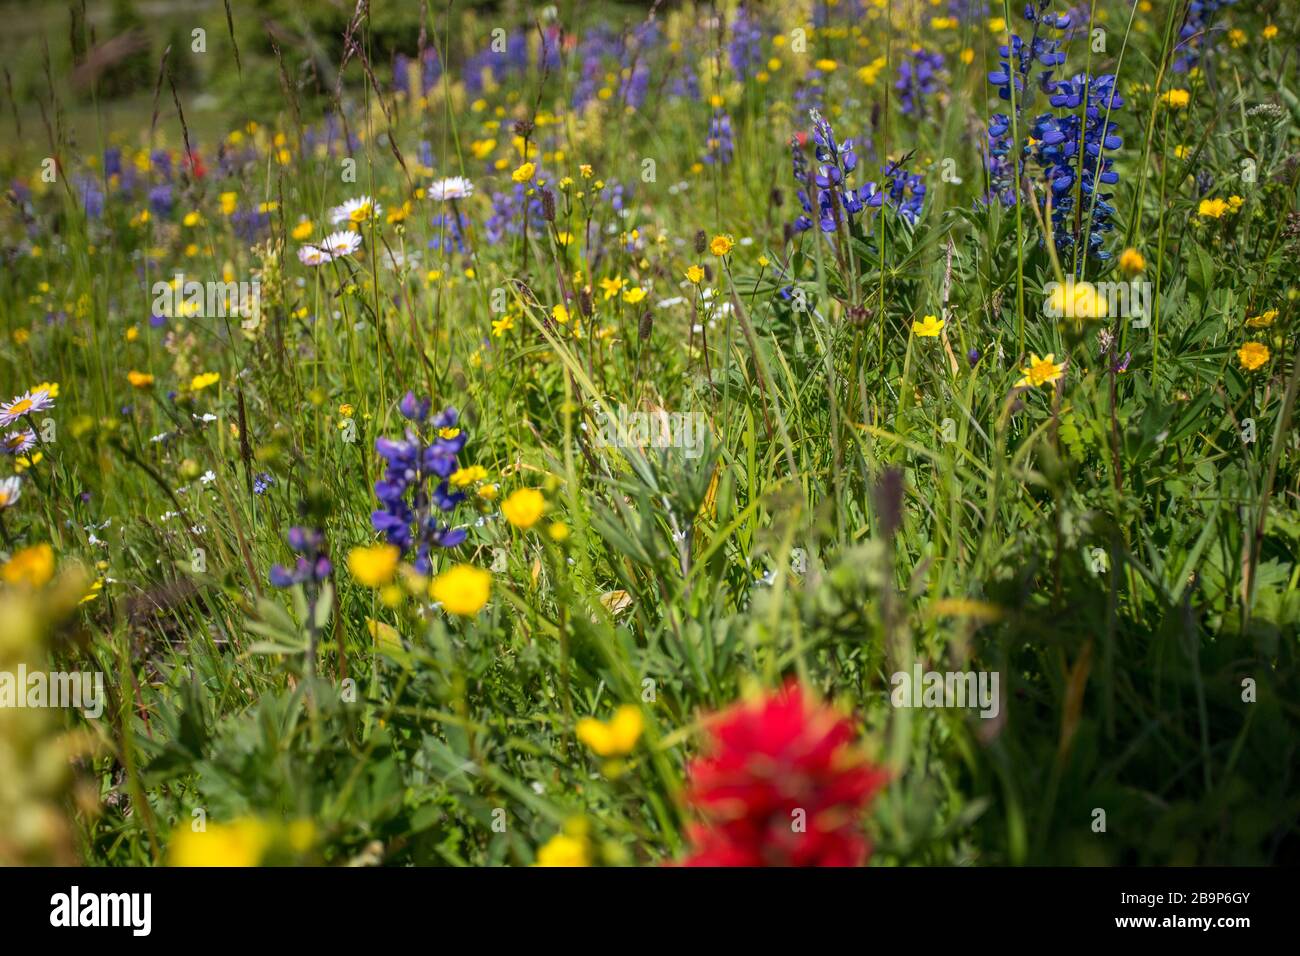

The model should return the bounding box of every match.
[330,195,382,225]
[320,231,362,258]
[427,176,474,202]
[0,389,55,427]
[0,475,21,509]
[298,244,331,266]
[1,428,36,455]
[200,470,216,484]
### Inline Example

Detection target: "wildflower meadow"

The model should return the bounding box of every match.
[0,0,1298,888]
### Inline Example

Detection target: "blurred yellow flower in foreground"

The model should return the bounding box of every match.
[2,544,54,588]
[535,831,590,867]
[430,564,491,616]
[501,488,546,529]
[347,544,400,588]
[169,818,315,867]
[576,705,644,757]
[1119,248,1146,275]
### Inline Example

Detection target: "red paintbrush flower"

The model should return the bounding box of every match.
[680,681,887,867]
[183,149,206,180]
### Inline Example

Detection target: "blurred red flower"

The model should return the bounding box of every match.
[681,681,887,867]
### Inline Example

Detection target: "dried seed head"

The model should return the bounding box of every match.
[540,187,556,222]
[638,311,653,340]
[694,229,707,254]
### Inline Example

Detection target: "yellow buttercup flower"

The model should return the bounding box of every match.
[1237,341,1269,371]
[347,544,400,588]
[166,818,313,867]
[1016,353,1066,388]
[450,465,488,488]
[1198,198,1231,219]
[1245,309,1278,329]
[1049,281,1108,320]
[685,265,705,284]
[709,234,734,256]
[576,705,644,757]
[511,162,536,183]
[429,564,492,616]
[190,372,221,391]
[622,287,647,304]
[912,314,944,337]
[1118,248,1145,275]
[1,543,55,587]
[535,818,592,867]
[127,370,154,389]
[501,488,545,529]
[535,832,590,867]
[552,303,570,324]
[1160,89,1191,109]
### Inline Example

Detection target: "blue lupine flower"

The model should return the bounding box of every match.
[430,208,470,254]
[148,184,173,218]
[987,2,1068,103]
[729,5,765,81]
[790,138,816,234]
[77,177,105,219]
[984,4,1123,263]
[1174,0,1237,73]
[882,160,927,226]
[370,394,470,575]
[704,111,734,165]
[895,48,945,117]
[465,31,530,95]
[269,526,331,587]
[1031,73,1124,261]
[484,180,547,245]
[807,110,883,234]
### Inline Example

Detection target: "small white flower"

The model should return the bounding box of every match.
[320,231,362,258]
[0,475,21,509]
[200,470,216,484]
[329,195,381,225]
[1,428,36,455]
[0,389,55,427]
[427,176,474,202]
[298,244,331,266]
[656,296,685,308]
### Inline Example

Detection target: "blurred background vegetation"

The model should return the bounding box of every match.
[0,0,662,148]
